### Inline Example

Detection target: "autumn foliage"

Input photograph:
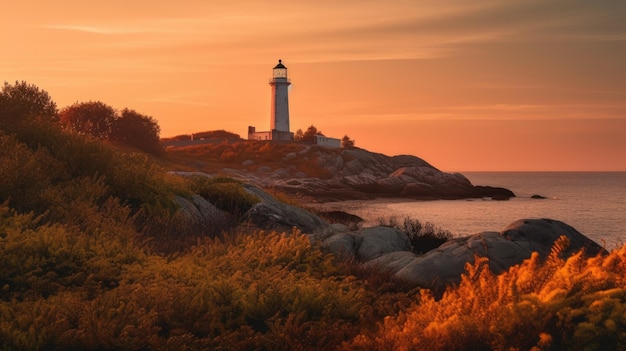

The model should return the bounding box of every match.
[344,238,626,350]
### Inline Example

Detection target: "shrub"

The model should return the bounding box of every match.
[341,134,355,148]
[158,230,370,348]
[0,80,58,125]
[0,133,59,214]
[2,118,186,216]
[190,175,260,215]
[59,101,116,139]
[344,238,626,350]
[110,108,163,156]
[219,149,237,162]
[106,152,185,213]
[378,216,454,254]
[0,204,144,301]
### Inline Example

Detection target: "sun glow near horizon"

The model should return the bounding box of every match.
[2,0,625,171]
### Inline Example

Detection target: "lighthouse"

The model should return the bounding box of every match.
[270,59,291,134]
[248,59,294,141]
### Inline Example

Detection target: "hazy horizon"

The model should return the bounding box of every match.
[2,0,625,171]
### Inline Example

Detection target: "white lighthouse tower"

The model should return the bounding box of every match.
[269,59,291,138]
[248,59,294,141]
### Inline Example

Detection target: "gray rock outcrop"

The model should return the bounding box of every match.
[172,194,233,238]
[324,218,605,294]
[223,146,515,202]
[167,143,516,202]
[242,184,331,234]
[324,226,411,261]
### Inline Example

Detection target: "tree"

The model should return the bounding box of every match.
[341,135,355,148]
[0,81,58,124]
[301,125,323,143]
[294,128,304,142]
[59,101,116,139]
[110,108,162,155]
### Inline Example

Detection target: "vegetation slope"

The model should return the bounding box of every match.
[1,82,626,350]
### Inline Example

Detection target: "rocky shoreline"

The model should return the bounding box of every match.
[169,143,594,294]
[219,146,515,202]
[175,182,605,294]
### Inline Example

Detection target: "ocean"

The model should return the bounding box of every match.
[317,172,626,250]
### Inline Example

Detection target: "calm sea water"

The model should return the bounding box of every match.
[319,172,626,249]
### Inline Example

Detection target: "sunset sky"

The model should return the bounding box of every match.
[2,0,625,171]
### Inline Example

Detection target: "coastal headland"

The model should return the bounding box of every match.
[164,135,606,296]
[164,135,515,202]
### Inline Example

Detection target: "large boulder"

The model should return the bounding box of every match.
[389,167,514,199]
[323,226,412,261]
[242,185,331,234]
[475,186,516,200]
[391,232,530,291]
[363,251,419,274]
[333,218,605,294]
[174,195,231,231]
[500,218,603,257]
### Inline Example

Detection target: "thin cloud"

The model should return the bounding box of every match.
[42,24,149,35]
[337,103,626,122]
[302,0,622,63]
[138,91,216,107]
[37,0,625,66]
[433,103,626,119]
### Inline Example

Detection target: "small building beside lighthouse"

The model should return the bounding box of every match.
[248,60,294,141]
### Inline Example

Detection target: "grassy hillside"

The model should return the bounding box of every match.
[164,139,340,179]
[0,118,407,349]
[2,103,626,349]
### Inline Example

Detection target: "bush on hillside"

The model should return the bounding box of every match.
[1,121,184,215]
[110,108,163,156]
[0,203,144,302]
[190,175,260,216]
[0,80,58,125]
[59,101,116,139]
[0,132,61,214]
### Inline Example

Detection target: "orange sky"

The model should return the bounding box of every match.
[2,1,625,171]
